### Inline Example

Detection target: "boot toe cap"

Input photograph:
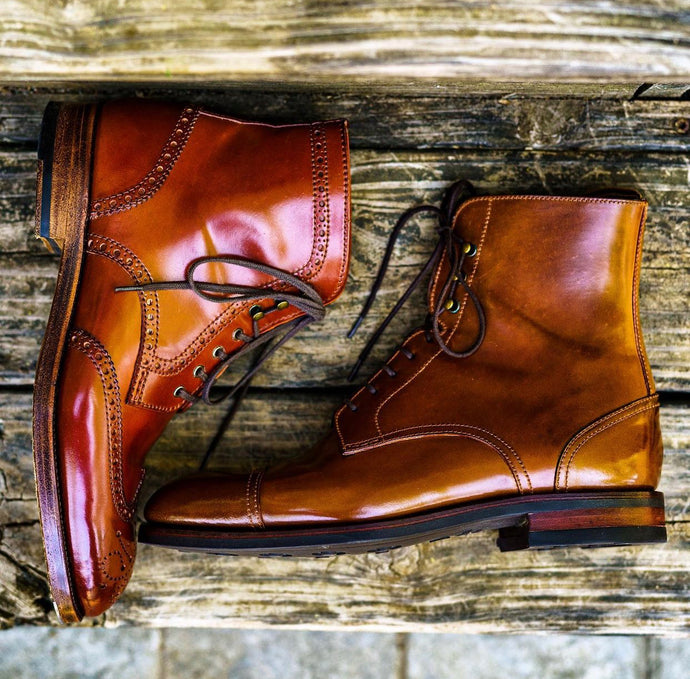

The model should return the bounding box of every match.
[69,521,137,619]
[144,472,257,528]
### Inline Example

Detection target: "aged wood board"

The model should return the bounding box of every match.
[0,85,688,631]
[1,1,690,85]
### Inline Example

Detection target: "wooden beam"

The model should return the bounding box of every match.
[1,2,690,84]
[2,89,690,151]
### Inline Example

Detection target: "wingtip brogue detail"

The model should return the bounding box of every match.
[140,182,666,557]
[89,106,201,220]
[33,100,351,620]
[67,328,143,522]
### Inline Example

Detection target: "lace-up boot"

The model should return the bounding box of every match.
[142,181,665,557]
[33,100,350,620]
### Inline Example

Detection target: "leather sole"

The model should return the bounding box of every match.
[138,490,667,557]
[33,102,98,623]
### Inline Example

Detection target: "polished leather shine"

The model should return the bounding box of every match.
[49,100,350,616]
[145,193,663,530]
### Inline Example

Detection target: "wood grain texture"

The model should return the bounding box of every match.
[1,1,690,83]
[1,147,688,390]
[2,88,690,150]
[0,391,688,630]
[0,86,688,630]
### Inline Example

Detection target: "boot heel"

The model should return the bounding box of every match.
[497,492,667,551]
[35,102,97,254]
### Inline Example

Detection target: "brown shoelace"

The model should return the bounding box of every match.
[116,255,326,468]
[345,179,486,398]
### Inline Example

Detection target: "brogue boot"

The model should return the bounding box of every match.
[33,100,350,620]
[141,181,665,556]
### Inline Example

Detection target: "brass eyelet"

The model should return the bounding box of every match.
[445,299,460,313]
[276,300,289,310]
[462,242,477,257]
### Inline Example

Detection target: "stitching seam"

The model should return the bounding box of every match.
[556,395,659,490]
[632,204,652,394]
[69,328,134,522]
[245,470,265,529]
[89,107,200,219]
[333,121,350,298]
[344,423,531,493]
[345,427,525,494]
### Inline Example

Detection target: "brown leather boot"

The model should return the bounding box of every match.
[141,181,665,556]
[33,100,351,620]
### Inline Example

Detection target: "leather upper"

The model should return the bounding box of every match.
[145,193,663,530]
[56,100,351,615]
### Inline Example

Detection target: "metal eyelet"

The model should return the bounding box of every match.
[232,328,243,341]
[445,299,461,313]
[173,386,186,399]
[366,384,378,394]
[462,242,477,257]
[213,345,227,358]
[276,300,289,310]
[249,304,264,320]
[193,365,207,379]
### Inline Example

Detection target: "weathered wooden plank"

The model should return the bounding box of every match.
[1,391,688,630]
[2,89,690,151]
[1,1,690,83]
[1,149,688,389]
[635,83,690,99]
[118,523,690,633]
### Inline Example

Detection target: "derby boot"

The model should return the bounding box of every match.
[141,181,665,556]
[33,100,350,620]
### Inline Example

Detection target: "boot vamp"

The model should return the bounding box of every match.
[260,431,520,524]
[144,472,256,528]
[144,431,521,528]
[57,251,173,615]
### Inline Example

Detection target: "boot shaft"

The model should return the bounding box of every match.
[435,196,654,396]
[337,192,661,492]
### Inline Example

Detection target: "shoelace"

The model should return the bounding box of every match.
[116,255,326,468]
[345,180,486,403]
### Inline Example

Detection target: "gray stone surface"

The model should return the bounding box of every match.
[658,638,690,678]
[1,627,689,679]
[406,633,646,679]
[0,627,161,679]
[161,628,398,679]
